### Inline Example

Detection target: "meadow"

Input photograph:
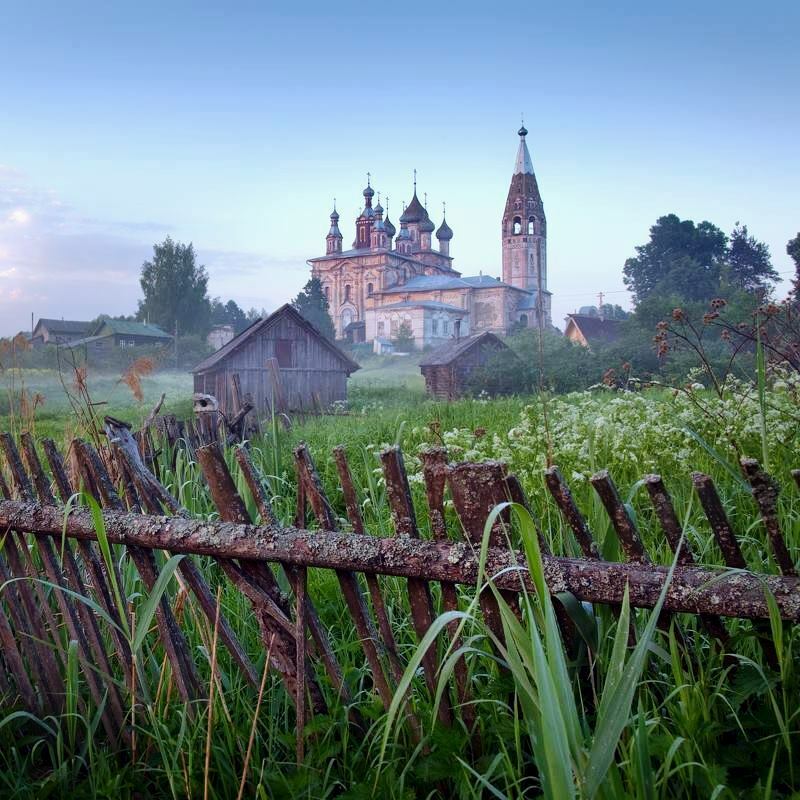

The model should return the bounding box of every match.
[0,356,799,799]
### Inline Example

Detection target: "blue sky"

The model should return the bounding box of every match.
[0,0,797,335]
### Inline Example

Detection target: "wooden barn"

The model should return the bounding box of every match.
[419,332,512,400]
[192,304,359,415]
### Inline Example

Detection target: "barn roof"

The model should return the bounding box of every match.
[419,332,511,367]
[192,304,360,375]
[565,314,623,346]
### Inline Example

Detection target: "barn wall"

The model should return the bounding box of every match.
[194,313,352,415]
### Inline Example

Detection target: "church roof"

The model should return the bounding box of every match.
[399,192,427,223]
[379,300,466,313]
[515,128,534,175]
[380,274,528,294]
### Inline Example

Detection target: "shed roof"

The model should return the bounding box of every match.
[192,304,360,375]
[419,332,511,367]
[565,314,623,346]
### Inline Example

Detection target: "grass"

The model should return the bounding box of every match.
[0,361,798,798]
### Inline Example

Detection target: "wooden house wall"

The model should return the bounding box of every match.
[421,339,507,401]
[194,313,351,414]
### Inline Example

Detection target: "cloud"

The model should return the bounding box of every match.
[0,168,295,335]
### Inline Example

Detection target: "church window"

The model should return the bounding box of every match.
[528,217,535,234]
[344,284,351,302]
[432,319,439,335]
[367,282,374,297]
[341,309,354,330]
[391,318,399,335]
[377,321,385,336]
[513,216,522,235]
[324,286,330,301]
[520,314,529,328]
[443,320,449,335]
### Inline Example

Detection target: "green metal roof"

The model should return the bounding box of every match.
[93,319,172,338]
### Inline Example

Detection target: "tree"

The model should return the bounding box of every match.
[787,232,800,302]
[392,320,415,353]
[623,215,727,304]
[137,237,211,335]
[210,298,248,333]
[724,223,777,294]
[292,277,335,340]
[599,303,629,320]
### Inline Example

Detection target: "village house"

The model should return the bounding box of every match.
[192,304,359,416]
[30,318,91,347]
[309,126,552,348]
[564,313,623,350]
[67,319,173,355]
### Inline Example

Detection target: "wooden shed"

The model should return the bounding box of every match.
[192,304,359,415]
[419,332,512,400]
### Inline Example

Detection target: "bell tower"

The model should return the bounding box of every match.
[501,125,549,323]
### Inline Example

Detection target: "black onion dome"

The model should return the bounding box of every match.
[330,208,340,222]
[420,212,435,233]
[374,201,384,215]
[399,192,426,223]
[384,215,396,238]
[363,184,375,199]
[518,124,528,137]
[436,217,453,240]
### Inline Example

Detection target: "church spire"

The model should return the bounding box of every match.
[514,123,534,175]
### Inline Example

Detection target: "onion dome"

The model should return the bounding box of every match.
[374,200,384,216]
[363,183,375,200]
[384,214,396,238]
[518,124,528,137]
[399,192,426,223]
[436,216,453,241]
[330,207,340,223]
[420,213,435,233]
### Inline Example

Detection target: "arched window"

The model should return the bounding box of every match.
[344,284,351,302]
[520,313,529,328]
[341,309,353,329]
[367,282,374,297]
[323,286,330,301]
[528,217,535,235]
[513,216,522,235]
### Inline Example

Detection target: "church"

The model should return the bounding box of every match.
[308,126,552,348]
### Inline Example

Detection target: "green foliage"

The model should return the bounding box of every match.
[210,298,249,334]
[787,232,800,302]
[623,214,727,304]
[724,222,778,294]
[392,320,415,353]
[137,236,211,336]
[466,330,603,395]
[292,277,335,340]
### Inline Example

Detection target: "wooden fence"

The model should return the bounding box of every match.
[0,420,797,760]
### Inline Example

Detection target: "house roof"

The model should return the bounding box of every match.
[92,319,172,338]
[34,318,91,335]
[565,314,623,345]
[419,332,511,367]
[192,304,360,375]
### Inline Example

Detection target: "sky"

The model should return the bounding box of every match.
[0,0,798,336]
